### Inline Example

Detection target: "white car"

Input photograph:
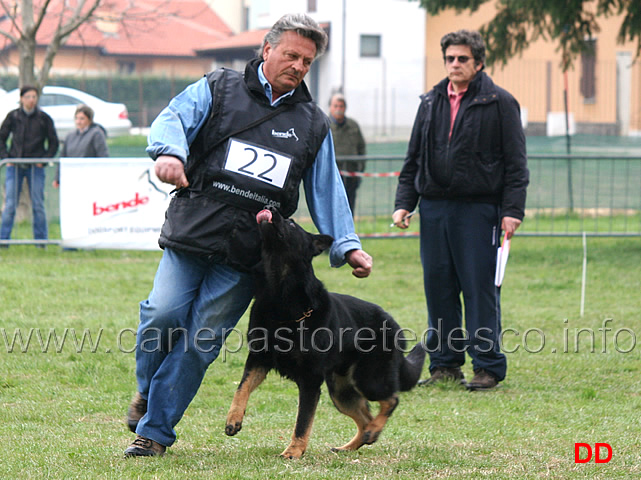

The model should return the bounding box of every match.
[0,86,132,138]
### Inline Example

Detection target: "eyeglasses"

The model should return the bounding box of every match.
[445,55,471,64]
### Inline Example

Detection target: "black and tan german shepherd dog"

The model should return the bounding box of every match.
[225,207,426,459]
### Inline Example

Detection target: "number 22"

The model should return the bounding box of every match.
[238,147,277,182]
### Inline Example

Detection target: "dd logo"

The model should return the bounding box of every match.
[574,443,612,463]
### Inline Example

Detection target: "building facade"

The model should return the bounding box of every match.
[424,4,641,136]
[202,0,426,139]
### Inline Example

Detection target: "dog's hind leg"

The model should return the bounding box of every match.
[327,374,374,452]
[280,379,322,459]
[361,394,399,446]
[225,362,269,436]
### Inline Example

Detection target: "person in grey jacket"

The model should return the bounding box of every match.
[392,30,529,391]
[53,104,109,187]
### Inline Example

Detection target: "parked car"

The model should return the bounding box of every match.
[0,86,132,138]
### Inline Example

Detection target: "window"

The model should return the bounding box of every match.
[580,38,596,102]
[360,34,381,58]
[40,94,81,107]
[118,61,136,75]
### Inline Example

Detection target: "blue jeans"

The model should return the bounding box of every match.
[1,165,48,240]
[419,198,506,381]
[134,247,254,447]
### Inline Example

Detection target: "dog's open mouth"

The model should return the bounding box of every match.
[256,209,273,224]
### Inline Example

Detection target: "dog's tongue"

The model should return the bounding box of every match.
[256,209,273,224]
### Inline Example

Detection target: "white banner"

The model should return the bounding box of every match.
[59,158,173,250]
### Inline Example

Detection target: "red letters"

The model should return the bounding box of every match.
[93,193,149,216]
[595,443,613,463]
[575,443,612,464]
[575,443,592,463]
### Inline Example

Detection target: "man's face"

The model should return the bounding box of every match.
[20,90,39,110]
[262,30,316,98]
[329,98,346,121]
[444,45,482,90]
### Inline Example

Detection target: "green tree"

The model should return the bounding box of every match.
[414,0,641,70]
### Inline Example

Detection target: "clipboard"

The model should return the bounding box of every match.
[494,234,510,287]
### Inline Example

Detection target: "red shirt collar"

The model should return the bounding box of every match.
[447,81,468,98]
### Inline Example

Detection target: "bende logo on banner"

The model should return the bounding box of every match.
[93,192,150,216]
[59,158,173,250]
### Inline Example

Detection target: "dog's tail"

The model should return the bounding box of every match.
[398,343,427,391]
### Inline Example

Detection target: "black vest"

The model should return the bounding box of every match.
[158,59,329,270]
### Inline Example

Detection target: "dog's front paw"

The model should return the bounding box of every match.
[225,407,245,436]
[225,421,242,436]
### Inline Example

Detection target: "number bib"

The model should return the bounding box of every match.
[224,139,292,189]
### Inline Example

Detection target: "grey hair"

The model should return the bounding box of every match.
[329,92,346,108]
[440,30,486,69]
[259,13,328,60]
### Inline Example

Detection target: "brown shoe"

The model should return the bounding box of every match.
[127,393,147,433]
[466,369,499,391]
[417,366,466,386]
[124,435,166,457]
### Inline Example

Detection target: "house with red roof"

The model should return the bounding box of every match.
[0,0,426,136]
[0,0,232,78]
[199,0,426,139]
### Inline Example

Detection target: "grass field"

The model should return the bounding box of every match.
[1,235,640,479]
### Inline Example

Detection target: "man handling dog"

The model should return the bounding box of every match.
[125,13,372,457]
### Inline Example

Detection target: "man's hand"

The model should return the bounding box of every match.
[155,155,189,188]
[392,209,411,229]
[345,249,373,278]
[502,216,522,239]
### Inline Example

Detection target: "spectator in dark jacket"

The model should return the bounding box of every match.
[0,85,59,246]
[329,93,366,215]
[53,104,109,187]
[392,30,529,391]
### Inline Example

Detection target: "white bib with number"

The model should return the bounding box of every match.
[223,139,292,189]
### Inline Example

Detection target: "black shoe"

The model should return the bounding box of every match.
[417,366,466,386]
[124,435,166,457]
[127,392,148,433]
[466,369,499,391]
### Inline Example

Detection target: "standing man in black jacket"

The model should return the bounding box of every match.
[0,85,59,246]
[392,30,528,391]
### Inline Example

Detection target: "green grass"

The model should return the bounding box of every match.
[1,236,640,478]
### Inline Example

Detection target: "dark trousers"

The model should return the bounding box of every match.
[419,198,507,381]
[341,176,361,215]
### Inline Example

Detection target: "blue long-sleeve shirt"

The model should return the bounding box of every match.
[146,66,361,267]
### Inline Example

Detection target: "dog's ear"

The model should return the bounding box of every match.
[311,234,334,256]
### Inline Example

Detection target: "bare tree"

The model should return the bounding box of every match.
[0,0,193,89]
[0,0,107,89]
[0,0,197,229]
